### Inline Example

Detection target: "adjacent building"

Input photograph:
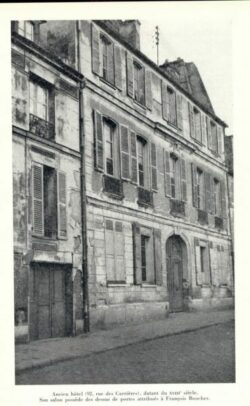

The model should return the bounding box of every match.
[13,19,234,340]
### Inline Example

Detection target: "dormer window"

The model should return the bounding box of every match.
[18,21,34,41]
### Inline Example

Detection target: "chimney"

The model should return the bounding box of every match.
[118,20,141,50]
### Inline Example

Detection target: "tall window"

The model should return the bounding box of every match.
[169,154,181,199]
[105,219,125,283]
[200,246,206,273]
[211,121,218,154]
[103,120,114,176]
[18,21,34,40]
[133,62,145,105]
[194,108,202,143]
[214,178,221,215]
[137,137,146,187]
[30,81,48,121]
[140,232,154,284]
[100,35,114,84]
[197,168,204,210]
[167,87,177,126]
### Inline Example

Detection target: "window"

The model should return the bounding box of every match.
[133,62,145,105]
[100,35,114,85]
[211,121,218,154]
[194,239,211,285]
[137,137,145,187]
[105,219,125,283]
[30,81,48,121]
[214,179,221,216]
[32,164,66,239]
[200,246,206,273]
[197,168,205,210]
[194,108,202,142]
[167,87,177,126]
[169,154,181,199]
[104,120,114,176]
[18,21,34,40]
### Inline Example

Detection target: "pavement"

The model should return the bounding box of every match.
[15,308,234,374]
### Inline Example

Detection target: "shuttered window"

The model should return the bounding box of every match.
[194,238,211,285]
[194,107,202,143]
[167,87,177,126]
[18,21,34,40]
[105,219,125,283]
[133,61,145,105]
[32,163,66,239]
[196,168,205,210]
[214,178,221,216]
[165,152,187,202]
[151,142,157,191]
[100,35,114,85]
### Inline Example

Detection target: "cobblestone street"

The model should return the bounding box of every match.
[16,320,234,385]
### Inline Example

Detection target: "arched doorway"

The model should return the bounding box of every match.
[166,235,188,312]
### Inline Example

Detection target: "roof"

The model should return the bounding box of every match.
[95,20,227,128]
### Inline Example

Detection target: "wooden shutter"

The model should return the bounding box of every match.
[145,69,152,110]
[161,81,169,121]
[217,125,223,156]
[189,103,195,139]
[120,125,130,180]
[58,171,67,238]
[151,142,157,191]
[154,228,162,285]
[210,175,215,214]
[91,24,100,75]
[176,93,183,130]
[164,150,171,197]
[206,117,212,150]
[114,221,125,281]
[132,222,142,285]
[126,52,134,98]
[94,111,104,171]
[201,114,207,146]
[105,219,115,281]
[32,164,44,236]
[130,130,137,183]
[191,163,198,207]
[194,238,203,285]
[180,158,187,201]
[204,172,211,213]
[221,179,227,220]
[114,44,122,90]
[107,42,114,85]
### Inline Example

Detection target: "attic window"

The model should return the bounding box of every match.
[18,21,34,41]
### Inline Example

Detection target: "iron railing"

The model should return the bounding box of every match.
[29,114,55,140]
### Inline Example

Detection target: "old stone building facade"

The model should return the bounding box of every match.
[13,20,234,341]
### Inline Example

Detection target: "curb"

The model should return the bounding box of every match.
[15,317,234,375]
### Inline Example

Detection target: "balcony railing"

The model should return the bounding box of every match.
[137,187,153,207]
[103,175,123,199]
[198,209,208,224]
[170,199,185,217]
[29,114,55,140]
[215,216,223,229]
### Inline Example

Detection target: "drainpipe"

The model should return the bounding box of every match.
[77,20,90,332]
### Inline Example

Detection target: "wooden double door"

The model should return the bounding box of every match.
[30,263,73,340]
[167,236,185,312]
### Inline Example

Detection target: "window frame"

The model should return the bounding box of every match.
[29,80,49,122]
[193,107,202,143]
[18,21,34,41]
[136,136,149,189]
[102,117,119,179]
[133,60,145,106]
[105,218,126,284]
[167,86,177,126]
[214,178,221,216]
[196,168,205,210]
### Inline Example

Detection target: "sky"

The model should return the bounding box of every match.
[140,17,233,135]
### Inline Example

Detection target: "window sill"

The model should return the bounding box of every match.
[103,174,124,200]
[133,99,147,110]
[99,77,116,91]
[141,283,157,288]
[107,282,127,287]
[32,234,58,241]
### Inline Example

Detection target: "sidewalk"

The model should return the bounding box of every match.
[15,309,234,373]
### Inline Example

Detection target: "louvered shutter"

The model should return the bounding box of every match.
[58,171,67,238]
[151,142,157,191]
[126,52,134,98]
[164,150,171,197]
[154,228,162,285]
[191,164,198,207]
[91,24,100,75]
[105,219,115,281]
[32,164,44,236]
[145,69,152,110]
[130,130,137,183]
[210,175,215,214]
[194,238,203,285]
[221,179,227,221]
[120,125,130,180]
[114,45,122,90]
[132,222,142,285]
[115,221,125,281]
[107,42,114,85]
[94,111,104,171]
[177,94,183,130]
[217,125,222,156]
[205,172,211,213]
[206,117,212,150]
[189,103,195,139]
[180,158,187,201]
[201,114,207,146]
[162,82,169,121]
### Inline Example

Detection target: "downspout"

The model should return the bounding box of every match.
[77,20,90,332]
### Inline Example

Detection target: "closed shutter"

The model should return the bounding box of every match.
[154,228,162,285]
[221,179,227,220]
[145,69,152,110]
[194,238,203,285]
[105,220,115,281]
[210,175,215,214]
[201,114,207,146]
[204,172,211,213]
[93,111,104,171]
[107,42,114,85]
[58,171,67,238]
[120,125,130,180]
[151,142,157,191]
[189,103,195,139]
[32,164,44,236]
[130,130,137,183]
[132,222,142,285]
[217,125,222,156]
[176,94,183,130]
[91,24,100,75]
[164,150,171,197]
[191,163,198,207]
[114,45,122,90]
[162,81,169,121]
[126,52,134,98]
[180,158,187,201]
[206,117,212,150]
[115,221,125,281]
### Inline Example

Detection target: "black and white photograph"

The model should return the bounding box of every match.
[1,1,250,404]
